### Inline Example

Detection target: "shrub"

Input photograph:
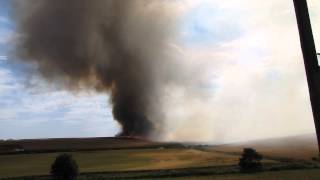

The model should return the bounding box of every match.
[239,148,263,172]
[51,153,79,180]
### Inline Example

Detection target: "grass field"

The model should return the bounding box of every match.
[0,148,249,178]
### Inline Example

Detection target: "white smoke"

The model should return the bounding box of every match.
[162,0,317,143]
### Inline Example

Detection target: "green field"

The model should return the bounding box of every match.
[0,148,245,178]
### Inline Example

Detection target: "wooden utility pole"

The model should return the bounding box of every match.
[293,0,320,154]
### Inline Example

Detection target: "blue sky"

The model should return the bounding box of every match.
[180,2,243,46]
[0,0,319,142]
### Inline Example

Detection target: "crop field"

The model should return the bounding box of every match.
[0,135,319,179]
[0,137,165,153]
[0,148,253,178]
[212,134,319,160]
[154,169,320,180]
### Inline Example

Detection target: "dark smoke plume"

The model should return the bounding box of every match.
[11,0,176,138]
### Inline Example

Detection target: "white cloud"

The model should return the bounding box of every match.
[0,67,21,94]
[0,56,7,61]
[0,62,118,139]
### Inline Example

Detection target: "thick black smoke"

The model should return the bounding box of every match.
[11,0,176,138]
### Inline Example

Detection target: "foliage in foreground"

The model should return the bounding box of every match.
[239,148,263,172]
[51,154,79,180]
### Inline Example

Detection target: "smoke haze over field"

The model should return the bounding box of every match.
[11,0,180,138]
[5,0,318,142]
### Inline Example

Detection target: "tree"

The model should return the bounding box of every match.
[239,148,263,172]
[51,154,79,180]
